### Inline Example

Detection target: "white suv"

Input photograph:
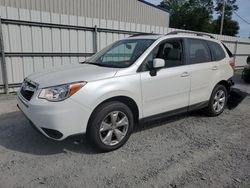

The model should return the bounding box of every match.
[17,31,234,151]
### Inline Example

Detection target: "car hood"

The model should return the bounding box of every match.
[27,63,118,88]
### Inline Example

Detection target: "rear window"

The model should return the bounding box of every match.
[187,39,211,64]
[208,41,226,61]
[222,43,233,58]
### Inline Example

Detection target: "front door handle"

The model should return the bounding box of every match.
[181,72,190,77]
[212,66,218,70]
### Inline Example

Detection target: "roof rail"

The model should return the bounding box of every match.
[129,33,159,38]
[166,31,215,39]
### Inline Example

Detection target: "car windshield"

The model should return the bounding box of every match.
[84,39,155,68]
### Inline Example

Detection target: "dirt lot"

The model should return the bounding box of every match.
[0,72,249,188]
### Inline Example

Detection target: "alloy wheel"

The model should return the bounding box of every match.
[99,111,129,146]
[213,90,226,113]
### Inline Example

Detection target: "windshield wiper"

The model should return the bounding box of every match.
[82,61,125,68]
[84,62,107,67]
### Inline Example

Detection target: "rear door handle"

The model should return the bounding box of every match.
[181,72,190,77]
[212,66,218,70]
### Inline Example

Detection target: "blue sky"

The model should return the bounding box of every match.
[147,0,250,37]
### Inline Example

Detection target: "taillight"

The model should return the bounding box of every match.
[229,59,235,70]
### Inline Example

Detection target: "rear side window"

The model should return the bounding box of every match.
[187,39,211,64]
[208,41,226,61]
[222,43,233,58]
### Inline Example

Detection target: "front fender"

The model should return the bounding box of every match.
[71,74,143,118]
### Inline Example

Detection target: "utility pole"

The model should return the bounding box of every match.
[220,0,226,35]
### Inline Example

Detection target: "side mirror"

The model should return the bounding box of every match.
[150,58,165,76]
[153,58,165,69]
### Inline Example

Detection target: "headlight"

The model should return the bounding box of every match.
[39,82,87,102]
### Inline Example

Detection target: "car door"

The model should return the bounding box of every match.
[185,38,219,106]
[139,38,191,118]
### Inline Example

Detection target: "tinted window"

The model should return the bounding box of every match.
[208,41,226,61]
[160,41,183,68]
[187,39,211,64]
[140,39,184,71]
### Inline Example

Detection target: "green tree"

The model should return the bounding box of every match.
[212,0,239,36]
[159,0,214,32]
[159,0,239,36]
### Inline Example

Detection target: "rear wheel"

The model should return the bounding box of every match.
[87,101,134,152]
[205,84,228,116]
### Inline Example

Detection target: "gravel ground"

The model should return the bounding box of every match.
[0,72,249,188]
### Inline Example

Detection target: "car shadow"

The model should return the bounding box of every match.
[227,88,249,110]
[134,113,188,133]
[0,87,248,156]
[0,111,98,155]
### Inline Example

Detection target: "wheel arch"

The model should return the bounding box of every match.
[216,80,231,93]
[86,96,140,133]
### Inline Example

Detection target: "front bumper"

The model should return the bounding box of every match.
[17,92,92,140]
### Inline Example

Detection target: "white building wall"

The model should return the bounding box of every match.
[0,0,170,27]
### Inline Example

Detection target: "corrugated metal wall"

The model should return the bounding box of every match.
[0,5,170,93]
[0,0,170,27]
[0,4,250,94]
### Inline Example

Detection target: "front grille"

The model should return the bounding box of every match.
[20,88,34,101]
[20,80,37,101]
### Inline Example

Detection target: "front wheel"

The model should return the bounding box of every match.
[205,84,228,116]
[87,101,134,152]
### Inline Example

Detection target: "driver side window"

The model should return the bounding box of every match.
[140,39,184,71]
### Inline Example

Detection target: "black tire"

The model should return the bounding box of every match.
[205,84,228,117]
[87,101,134,152]
[242,68,250,83]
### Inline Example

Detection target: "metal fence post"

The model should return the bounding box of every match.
[0,17,9,95]
[93,25,98,53]
[233,40,238,62]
